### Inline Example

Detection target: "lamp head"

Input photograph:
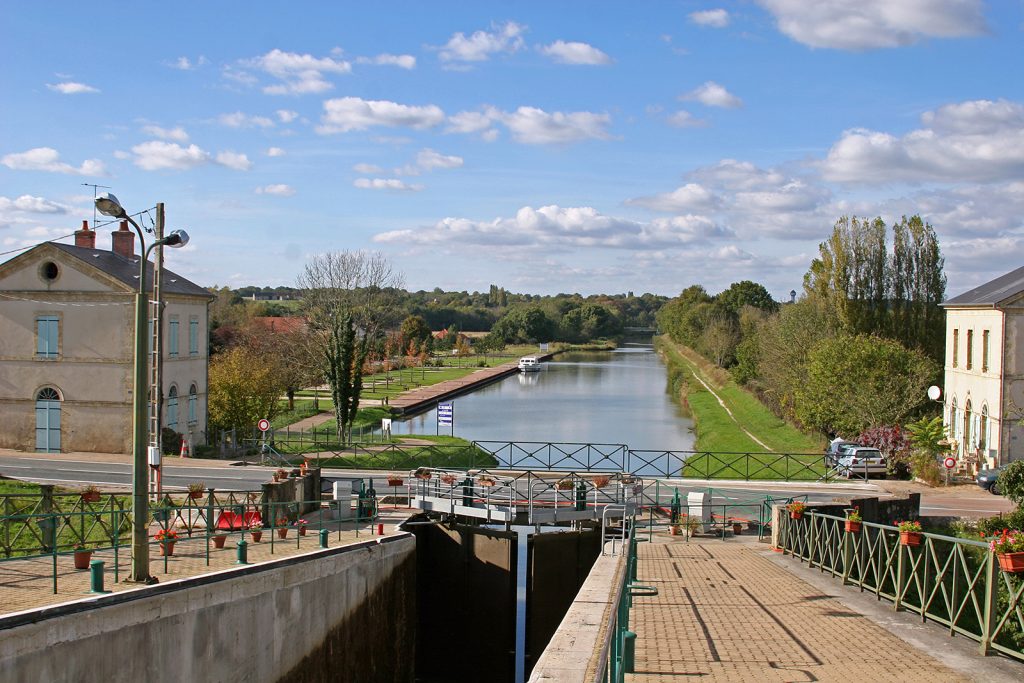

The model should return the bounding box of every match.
[162,229,190,248]
[927,385,942,402]
[94,192,127,219]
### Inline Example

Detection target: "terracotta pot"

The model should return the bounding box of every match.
[298,527,307,537]
[189,491,202,500]
[387,478,404,487]
[845,520,862,533]
[160,541,176,556]
[997,551,1024,573]
[212,535,227,549]
[669,525,681,536]
[81,492,100,503]
[732,523,743,535]
[250,531,263,543]
[899,531,922,547]
[73,550,92,570]
[277,528,288,539]
[790,511,803,520]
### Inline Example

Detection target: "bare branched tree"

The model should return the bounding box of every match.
[297,251,404,442]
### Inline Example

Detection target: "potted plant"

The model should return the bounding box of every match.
[274,468,287,482]
[81,485,101,504]
[186,482,205,500]
[845,508,863,533]
[897,520,923,546]
[276,517,289,539]
[414,468,432,481]
[440,473,458,485]
[249,521,263,543]
[685,517,701,538]
[297,518,308,536]
[987,529,1024,573]
[669,523,681,536]
[556,479,574,491]
[731,520,743,535]
[788,501,806,520]
[591,475,610,489]
[155,528,179,556]
[386,474,405,486]
[211,533,228,549]
[477,475,496,487]
[73,543,92,570]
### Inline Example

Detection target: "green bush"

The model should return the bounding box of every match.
[996,461,1024,507]
[909,450,942,486]
[977,508,1024,536]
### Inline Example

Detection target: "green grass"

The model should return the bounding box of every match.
[309,436,498,471]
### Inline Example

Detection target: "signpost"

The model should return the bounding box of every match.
[437,402,453,435]
[258,418,271,463]
[943,456,957,486]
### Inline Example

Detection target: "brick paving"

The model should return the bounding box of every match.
[626,535,969,682]
[0,510,411,618]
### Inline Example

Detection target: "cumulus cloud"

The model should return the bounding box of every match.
[46,81,99,94]
[276,109,299,123]
[689,9,730,28]
[756,0,987,50]
[503,107,612,144]
[245,48,351,95]
[215,151,253,171]
[356,53,417,69]
[666,110,709,128]
[170,56,208,70]
[131,141,209,171]
[219,111,275,128]
[353,163,384,174]
[627,183,721,212]
[682,81,743,108]
[821,99,1024,184]
[415,148,464,171]
[266,147,286,157]
[374,204,732,250]
[539,40,612,65]
[354,178,423,192]
[256,184,295,196]
[446,109,499,137]
[0,195,67,213]
[317,97,445,134]
[141,125,189,142]
[1,147,105,176]
[438,21,525,63]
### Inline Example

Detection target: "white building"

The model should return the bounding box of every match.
[940,266,1024,469]
[0,221,213,454]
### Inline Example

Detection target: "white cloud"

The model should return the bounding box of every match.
[821,99,1024,184]
[246,48,351,95]
[266,147,286,157]
[627,183,720,212]
[256,184,296,196]
[141,125,189,142]
[1,147,105,176]
[317,97,445,134]
[446,109,499,138]
[353,163,384,174]
[501,107,612,144]
[689,159,788,191]
[170,56,208,70]
[539,41,612,65]
[46,81,99,95]
[131,141,210,171]
[356,53,417,69]
[276,109,299,123]
[438,21,526,63]
[682,81,743,108]
[689,9,731,28]
[666,110,709,128]
[219,111,275,128]
[215,151,253,171]
[354,178,424,192]
[416,148,463,171]
[0,195,66,213]
[756,0,987,50]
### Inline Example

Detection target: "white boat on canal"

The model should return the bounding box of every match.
[518,356,541,372]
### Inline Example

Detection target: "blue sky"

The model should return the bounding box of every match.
[2,1,1022,300]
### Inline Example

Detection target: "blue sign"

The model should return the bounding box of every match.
[437,403,453,426]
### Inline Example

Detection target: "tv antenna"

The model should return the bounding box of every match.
[81,183,112,229]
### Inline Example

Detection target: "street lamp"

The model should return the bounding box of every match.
[95,192,188,583]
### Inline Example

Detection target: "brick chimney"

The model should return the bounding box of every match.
[74,220,96,248]
[111,220,135,258]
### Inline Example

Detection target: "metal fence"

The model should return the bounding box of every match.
[778,511,1024,661]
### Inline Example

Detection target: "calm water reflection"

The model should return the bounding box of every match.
[390,344,695,454]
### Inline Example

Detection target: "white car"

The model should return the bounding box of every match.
[835,447,887,479]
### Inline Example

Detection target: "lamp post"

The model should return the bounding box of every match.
[95,193,189,583]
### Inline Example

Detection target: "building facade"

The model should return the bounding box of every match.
[0,221,213,454]
[941,266,1024,469]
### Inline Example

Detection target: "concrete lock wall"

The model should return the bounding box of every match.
[0,535,416,683]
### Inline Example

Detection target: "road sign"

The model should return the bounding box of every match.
[257,418,271,432]
[943,456,957,470]
[437,403,453,427]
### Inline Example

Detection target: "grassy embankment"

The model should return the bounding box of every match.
[656,336,826,479]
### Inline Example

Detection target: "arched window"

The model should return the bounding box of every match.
[188,384,197,425]
[167,386,179,431]
[949,398,958,442]
[979,405,989,453]
[35,387,61,453]
[963,399,972,455]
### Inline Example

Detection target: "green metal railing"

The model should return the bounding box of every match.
[778,511,1024,661]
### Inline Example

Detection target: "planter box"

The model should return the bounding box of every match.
[997,551,1024,573]
[899,531,922,547]
[845,520,862,533]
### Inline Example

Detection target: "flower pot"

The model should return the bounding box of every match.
[899,531,922,547]
[212,535,227,549]
[81,492,100,503]
[790,511,802,520]
[277,528,288,539]
[73,550,92,570]
[298,527,307,537]
[732,523,743,535]
[997,551,1024,573]
[189,492,202,500]
[387,478,404,487]
[250,531,263,543]
[160,541,176,556]
[669,525,681,536]
[845,520,862,533]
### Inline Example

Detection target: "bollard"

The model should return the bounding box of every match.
[236,539,249,565]
[623,630,637,672]
[319,528,330,548]
[89,559,110,594]
[377,522,384,536]
[575,482,587,511]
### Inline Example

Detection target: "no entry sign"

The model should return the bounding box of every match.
[257,418,271,432]
[943,456,957,470]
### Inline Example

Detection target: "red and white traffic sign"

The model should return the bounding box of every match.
[257,418,271,432]
[943,456,957,470]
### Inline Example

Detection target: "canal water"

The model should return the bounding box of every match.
[390,343,696,457]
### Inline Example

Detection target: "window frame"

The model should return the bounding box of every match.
[35,314,61,359]
[189,317,199,356]
[168,316,180,358]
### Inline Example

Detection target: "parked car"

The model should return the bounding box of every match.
[835,447,887,479]
[976,465,1007,495]
[825,440,859,466]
